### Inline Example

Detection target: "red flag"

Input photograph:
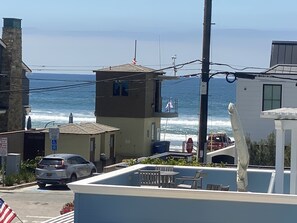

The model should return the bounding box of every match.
[0,198,16,223]
[132,58,137,65]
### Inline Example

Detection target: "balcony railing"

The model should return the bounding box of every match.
[154,97,178,118]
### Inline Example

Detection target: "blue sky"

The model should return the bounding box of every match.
[1,0,297,75]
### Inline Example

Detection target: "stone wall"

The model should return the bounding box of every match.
[0,18,23,132]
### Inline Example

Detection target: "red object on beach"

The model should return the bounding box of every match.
[186,138,193,153]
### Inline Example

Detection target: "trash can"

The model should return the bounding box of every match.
[6,153,21,175]
[100,153,107,169]
[152,141,170,154]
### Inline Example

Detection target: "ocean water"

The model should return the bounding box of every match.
[28,73,96,127]
[27,73,236,150]
[161,77,235,150]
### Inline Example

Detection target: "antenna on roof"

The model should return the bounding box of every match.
[172,54,177,76]
[132,40,137,64]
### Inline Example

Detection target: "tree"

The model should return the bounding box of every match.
[247,132,290,167]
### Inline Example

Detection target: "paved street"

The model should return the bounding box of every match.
[0,185,74,223]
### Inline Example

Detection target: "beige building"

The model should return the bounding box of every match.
[42,123,119,166]
[94,64,178,160]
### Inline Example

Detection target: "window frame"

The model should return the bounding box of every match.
[262,84,282,111]
[151,123,156,141]
[113,80,129,96]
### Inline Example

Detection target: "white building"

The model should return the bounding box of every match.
[236,41,297,143]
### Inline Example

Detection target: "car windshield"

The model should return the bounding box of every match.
[214,137,222,142]
[40,158,63,166]
[208,135,226,142]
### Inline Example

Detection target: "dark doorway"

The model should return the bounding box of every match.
[212,155,234,164]
[110,134,115,162]
[90,137,95,162]
[24,132,45,160]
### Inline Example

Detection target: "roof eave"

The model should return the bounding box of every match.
[0,39,6,48]
[22,62,32,73]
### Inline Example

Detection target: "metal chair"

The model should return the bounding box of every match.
[155,165,174,172]
[206,184,230,191]
[206,184,222,190]
[138,170,161,188]
[155,165,175,188]
[175,170,205,189]
[220,185,230,191]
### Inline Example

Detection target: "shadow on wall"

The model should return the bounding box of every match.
[212,155,234,164]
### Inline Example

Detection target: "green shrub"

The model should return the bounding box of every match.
[136,156,226,167]
[0,158,38,187]
[26,172,36,183]
[247,132,291,167]
[20,171,35,183]
[4,174,16,186]
[14,174,22,184]
[21,157,41,173]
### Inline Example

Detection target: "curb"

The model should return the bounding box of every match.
[0,181,37,190]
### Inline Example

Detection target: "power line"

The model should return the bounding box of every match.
[210,62,267,71]
[1,58,280,95]
[28,60,269,76]
[0,59,202,94]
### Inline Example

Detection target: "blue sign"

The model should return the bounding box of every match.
[51,139,58,151]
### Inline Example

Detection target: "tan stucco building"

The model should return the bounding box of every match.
[42,122,119,165]
[94,64,178,160]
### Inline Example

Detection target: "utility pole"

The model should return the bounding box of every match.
[132,40,137,64]
[198,0,212,163]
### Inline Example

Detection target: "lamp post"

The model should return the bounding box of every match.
[69,113,73,123]
[44,121,55,128]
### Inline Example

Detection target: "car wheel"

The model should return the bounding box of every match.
[90,169,96,176]
[70,174,77,182]
[38,183,46,189]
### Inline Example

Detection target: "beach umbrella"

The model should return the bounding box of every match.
[27,116,32,130]
[228,103,249,192]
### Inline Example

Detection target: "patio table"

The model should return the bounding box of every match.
[159,171,179,188]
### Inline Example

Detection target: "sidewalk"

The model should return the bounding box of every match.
[41,211,74,223]
[0,181,36,190]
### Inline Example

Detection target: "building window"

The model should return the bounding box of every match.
[113,80,129,96]
[121,81,128,96]
[156,128,160,141]
[151,123,156,141]
[262,84,282,111]
[113,81,120,96]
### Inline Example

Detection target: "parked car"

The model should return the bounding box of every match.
[207,133,233,151]
[35,153,97,188]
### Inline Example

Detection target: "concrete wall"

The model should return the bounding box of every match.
[0,131,24,159]
[207,145,236,164]
[44,134,102,162]
[93,165,288,193]
[97,117,160,159]
[69,165,295,223]
[74,193,296,223]
[100,131,117,159]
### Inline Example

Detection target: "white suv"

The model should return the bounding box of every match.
[35,153,97,188]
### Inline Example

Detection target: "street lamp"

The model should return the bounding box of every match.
[44,121,55,128]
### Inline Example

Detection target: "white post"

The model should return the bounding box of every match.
[275,120,285,194]
[290,127,297,194]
